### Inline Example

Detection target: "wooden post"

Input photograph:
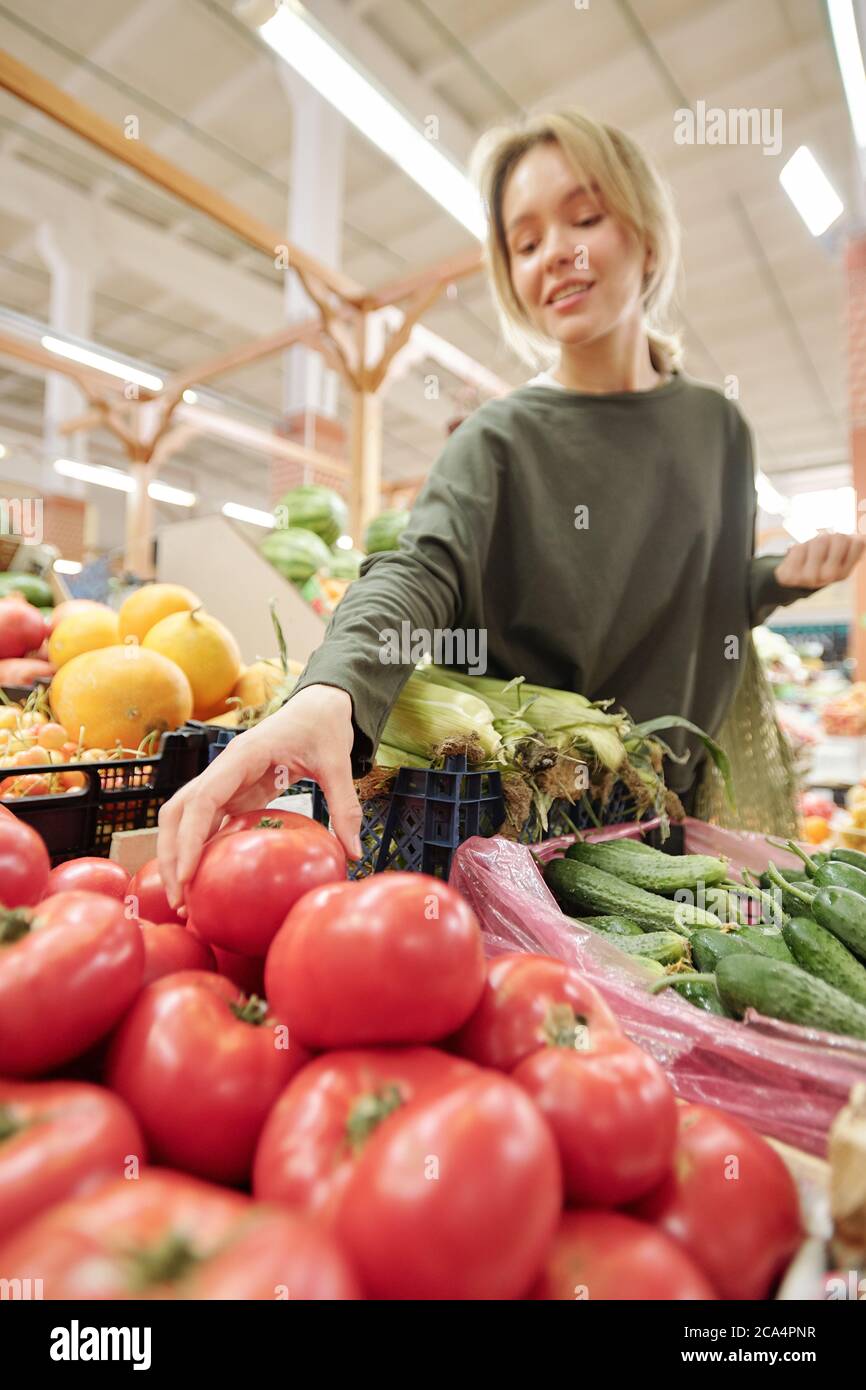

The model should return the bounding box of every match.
[124,462,153,578]
[349,312,382,544]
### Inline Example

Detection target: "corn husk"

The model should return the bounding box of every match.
[373,743,429,769]
[382,679,502,762]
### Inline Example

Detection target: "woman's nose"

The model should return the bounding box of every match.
[543,232,579,274]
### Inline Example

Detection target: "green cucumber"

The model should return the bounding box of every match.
[600,838,657,855]
[732,926,796,964]
[566,919,687,963]
[544,858,722,936]
[651,971,729,1016]
[830,847,866,874]
[811,887,866,964]
[782,916,866,1007]
[716,954,866,1040]
[565,840,728,893]
[691,929,758,973]
[812,861,866,897]
[575,914,645,936]
[758,867,810,890]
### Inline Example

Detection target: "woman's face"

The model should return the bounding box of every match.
[502,140,649,351]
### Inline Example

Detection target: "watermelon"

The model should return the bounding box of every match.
[273,484,348,547]
[363,509,410,555]
[260,527,332,584]
[327,547,365,580]
[0,572,54,607]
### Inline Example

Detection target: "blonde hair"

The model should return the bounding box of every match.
[472,109,683,375]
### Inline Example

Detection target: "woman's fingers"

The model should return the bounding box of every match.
[316,750,363,860]
[776,533,866,590]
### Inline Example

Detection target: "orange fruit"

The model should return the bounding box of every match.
[49,645,193,750]
[802,815,831,845]
[232,659,285,709]
[48,608,119,669]
[49,600,114,634]
[118,584,201,644]
[142,610,241,720]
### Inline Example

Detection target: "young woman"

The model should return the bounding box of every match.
[158,109,862,903]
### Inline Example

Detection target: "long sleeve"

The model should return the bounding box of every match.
[290,413,505,773]
[749,554,815,628]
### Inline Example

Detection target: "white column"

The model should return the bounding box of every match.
[35,219,101,493]
[278,70,346,420]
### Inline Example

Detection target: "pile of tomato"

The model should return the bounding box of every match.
[0,808,803,1300]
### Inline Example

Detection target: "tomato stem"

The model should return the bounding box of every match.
[124,1233,198,1290]
[0,907,34,945]
[0,1105,23,1142]
[542,1002,592,1051]
[256,817,286,830]
[346,1085,404,1153]
[230,994,271,1026]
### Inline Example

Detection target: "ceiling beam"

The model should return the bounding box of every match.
[0,49,365,303]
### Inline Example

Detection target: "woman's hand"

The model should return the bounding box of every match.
[157,684,362,909]
[774,533,865,590]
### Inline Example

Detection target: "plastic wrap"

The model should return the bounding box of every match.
[450,828,866,1156]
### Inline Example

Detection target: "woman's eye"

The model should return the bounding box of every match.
[574,215,603,228]
[516,241,538,255]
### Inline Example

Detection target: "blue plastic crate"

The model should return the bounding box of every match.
[195,723,651,879]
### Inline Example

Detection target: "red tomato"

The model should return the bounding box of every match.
[266,873,486,1049]
[217,808,331,839]
[254,1047,477,1225]
[337,1071,562,1300]
[126,857,183,926]
[531,1210,717,1300]
[0,1170,360,1299]
[139,921,216,985]
[210,942,265,996]
[452,952,620,1070]
[44,857,130,901]
[0,890,144,1077]
[0,596,47,660]
[105,971,310,1185]
[188,823,346,957]
[0,816,51,907]
[631,1104,802,1300]
[0,1079,145,1244]
[512,1032,677,1207]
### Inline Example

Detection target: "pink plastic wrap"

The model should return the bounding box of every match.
[449,830,866,1156]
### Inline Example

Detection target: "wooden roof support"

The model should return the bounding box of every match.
[0,49,366,306]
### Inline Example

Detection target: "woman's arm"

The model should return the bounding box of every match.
[750,536,864,628]
[157,413,504,902]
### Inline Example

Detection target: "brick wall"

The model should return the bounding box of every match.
[849,237,866,675]
[270,412,349,507]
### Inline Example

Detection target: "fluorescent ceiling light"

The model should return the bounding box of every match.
[54,459,135,492]
[828,0,866,148]
[148,481,196,507]
[182,389,198,404]
[335,534,354,549]
[42,335,164,391]
[784,485,855,543]
[0,443,6,459]
[258,3,484,239]
[54,559,83,575]
[779,146,844,236]
[222,501,274,527]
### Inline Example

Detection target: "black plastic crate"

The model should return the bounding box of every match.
[200,724,652,880]
[2,728,209,864]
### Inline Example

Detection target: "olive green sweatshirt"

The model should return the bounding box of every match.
[293,373,811,793]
